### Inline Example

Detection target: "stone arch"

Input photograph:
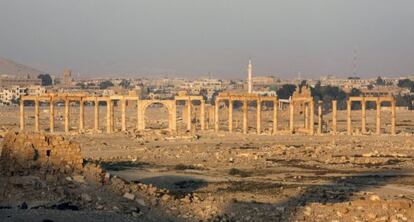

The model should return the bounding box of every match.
[143,101,169,129]
[138,100,176,131]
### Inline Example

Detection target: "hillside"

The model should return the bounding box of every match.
[0,57,43,78]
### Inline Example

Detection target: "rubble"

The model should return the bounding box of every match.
[0,132,176,221]
[0,132,83,176]
[123,192,135,200]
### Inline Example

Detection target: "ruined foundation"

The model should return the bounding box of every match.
[1,132,83,176]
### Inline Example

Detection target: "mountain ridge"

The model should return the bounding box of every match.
[0,57,43,78]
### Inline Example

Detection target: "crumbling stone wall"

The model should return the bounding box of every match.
[0,132,83,175]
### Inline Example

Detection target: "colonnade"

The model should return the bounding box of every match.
[20,94,206,133]
[20,94,140,133]
[214,93,279,135]
[19,93,398,135]
[345,96,396,135]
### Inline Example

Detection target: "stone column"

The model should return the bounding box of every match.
[273,99,278,135]
[207,105,213,130]
[317,101,323,135]
[34,98,40,132]
[256,100,261,134]
[289,101,294,133]
[243,99,248,134]
[106,99,112,133]
[136,100,141,130]
[187,99,192,131]
[347,100,352,135]
[137,101,145,130]
[332,100,337,134]
[391,99,396,135]
[200,100,205,130]
[172,103,177,131]
[110,100,115,132]
[50,99,54,133]
[228,100,233,132]
[94,98,99,132]
[304,104,309,129]
[169,103,177,132]
[376,98,381,134]
[121,98,127,131]
[182,103,187,125]
[64,98,70,133]
[361,97,366,134]
[214,99,219,132]
[20,99,25,131]
[79,99,85,132]
[309,100,315,135]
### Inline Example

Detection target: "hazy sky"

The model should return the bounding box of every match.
[1,0,414,79]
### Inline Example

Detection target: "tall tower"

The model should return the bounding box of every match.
[247,59,253,93]
[63,69,72,86]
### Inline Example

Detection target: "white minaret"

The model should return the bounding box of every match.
[247,59,253,93]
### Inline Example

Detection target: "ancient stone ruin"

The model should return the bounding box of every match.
[0,132,83,176]
[19,89,398,136]
[20,93,205,133]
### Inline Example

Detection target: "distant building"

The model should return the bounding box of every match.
[180,78,224,100]
[230,80,245,91]
[63,69,74,86]
[361,86,410,97]
[252,76,277,87]
[0,86,26,105]
[153,78,186,89]
[255,90,277,96]
[0,85,45,105]
[0,75,41,87]
[27,85,46,96]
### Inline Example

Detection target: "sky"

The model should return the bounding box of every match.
[0,0,414,79]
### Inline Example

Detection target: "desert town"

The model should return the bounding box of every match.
[0,56,414,222]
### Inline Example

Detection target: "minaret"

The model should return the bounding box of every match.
[247,59,253,93]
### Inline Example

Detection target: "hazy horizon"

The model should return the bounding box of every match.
[1,0,414,79]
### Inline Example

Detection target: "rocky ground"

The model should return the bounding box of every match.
[71,131,414,222]
[0,106,414,221]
